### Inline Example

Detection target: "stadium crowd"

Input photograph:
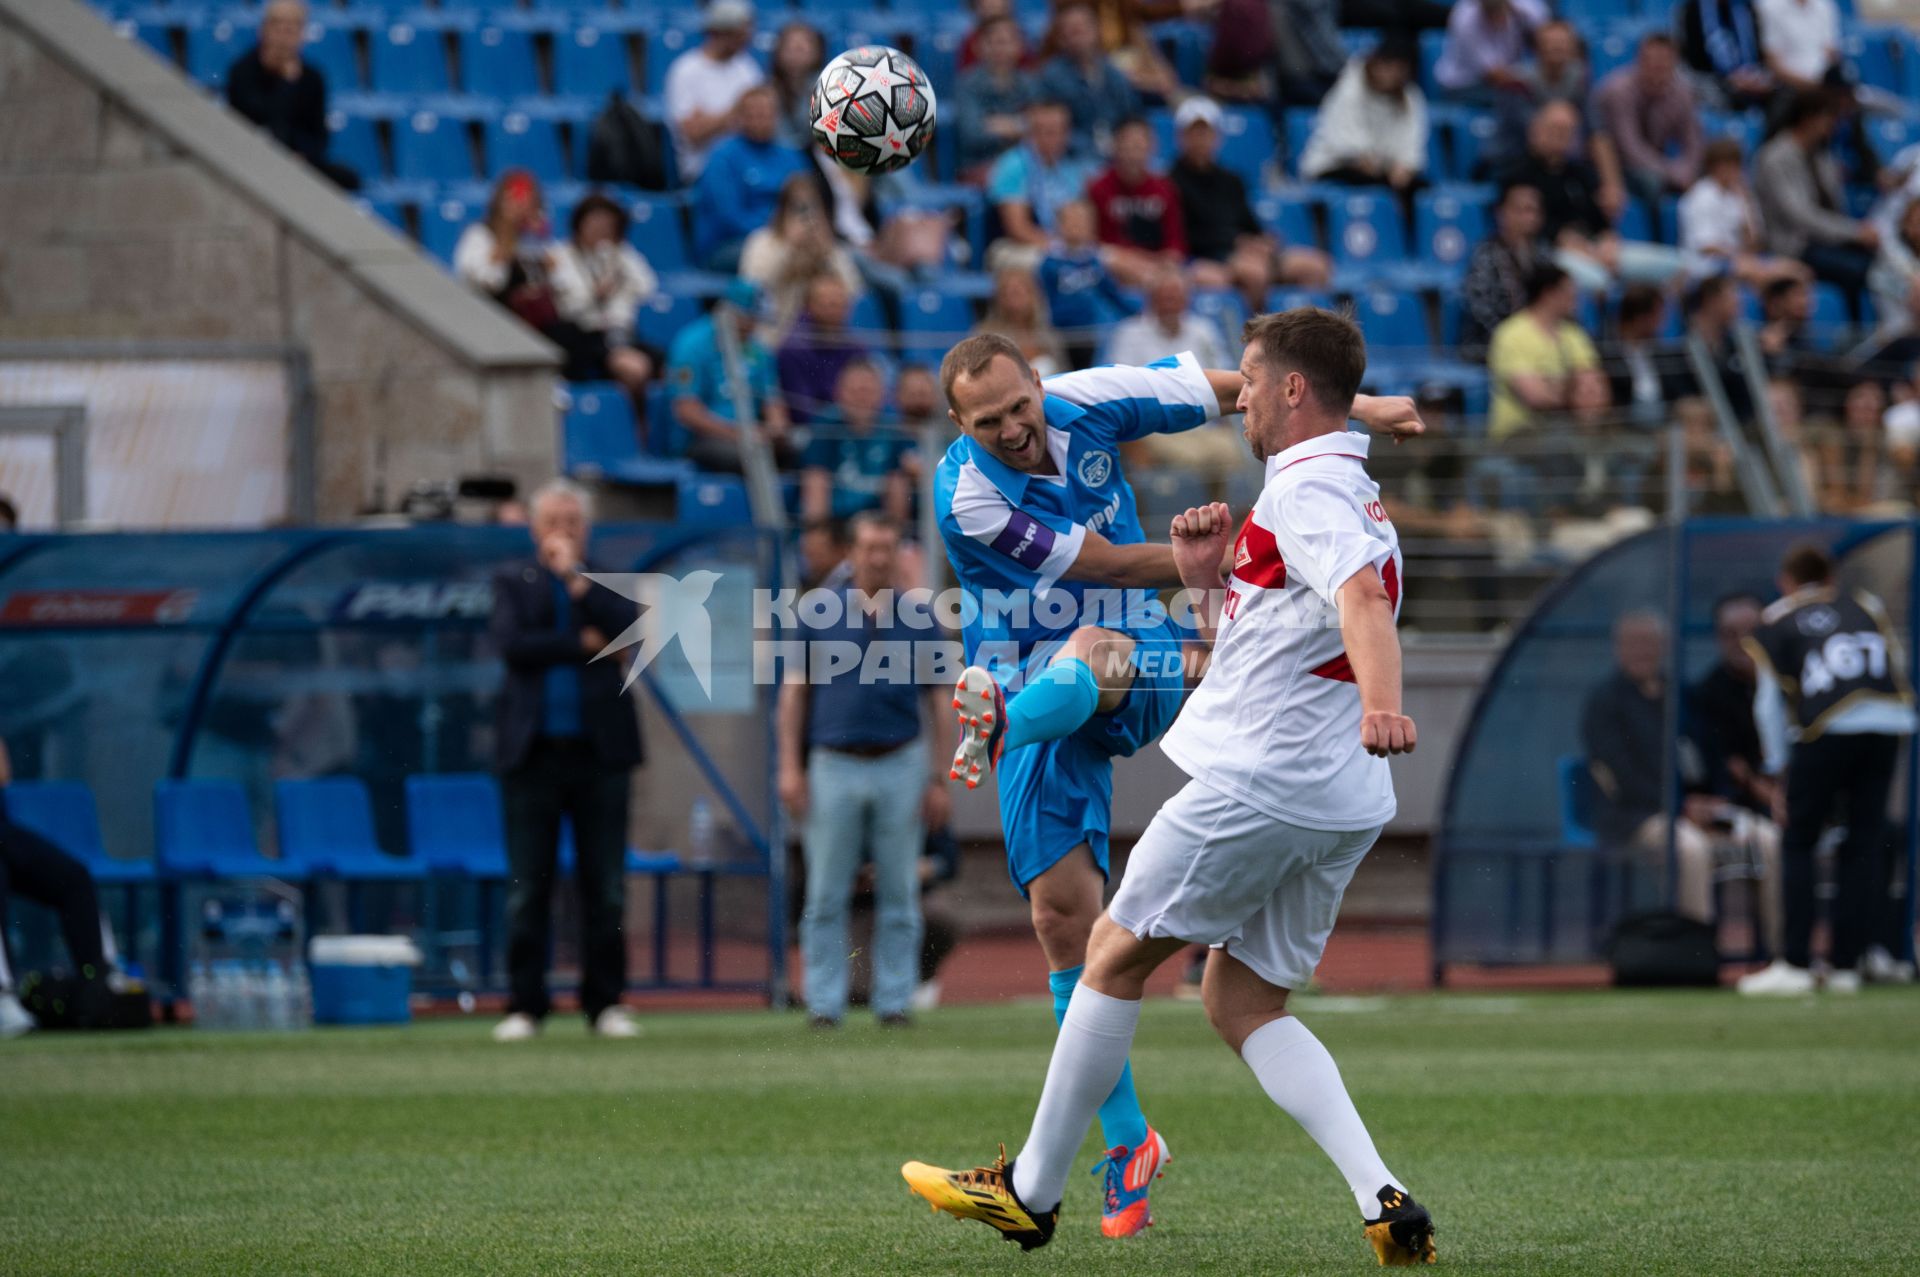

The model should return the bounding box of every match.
[148,0,1920,557]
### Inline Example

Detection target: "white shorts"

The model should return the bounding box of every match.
[1107,777,1382,991]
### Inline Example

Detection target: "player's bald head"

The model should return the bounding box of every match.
[940,332,1034,407]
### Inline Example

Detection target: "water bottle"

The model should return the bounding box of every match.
[263,962,291,1031]
[688,796,716,868]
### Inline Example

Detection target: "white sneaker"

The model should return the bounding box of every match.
[491,1012,540,1042]
[909,979,942,1013]
[1825,969,1862,995]
[1861,946,1916,984]
[1737,960,1816,996]
[593,1006,641,1038]
[0,991,36,1039]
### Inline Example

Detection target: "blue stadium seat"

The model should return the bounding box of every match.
[111,13,174,64]
[304,21,362,92]
[1212,106,1277,192]
[677,472,753,525]
[1615,199,1657,243]
[1283,108,1314,175]
[352,195,406,240]
[898,286,976,364]
[154,779,305,881]
[644,20,702,95]
[463,25,541,98]
[185,14,255,89]
[328,110,385,180]
[1414,187,1489,267]
[485,111,567,182]
[419,195,478,264]
[1253,193,1321,251]
[634,289,702,352]
[1586,28,1641,82]
[1190,289,1246,344]
[1435,106,1501,182]
[1843,28,1903,93]
[392,110,475,181]
[1699,110,1761,154]
[1326,190,1407,266]
[1557,755,1597,850]
[1417,29,1446,99]
[3,782,154,886]
[404,774,508,878]
[370,19,453,95]
[1267,287,1335,311]
[555,23,635,98]
[849,292,892,351]
[1809,281,1854,338]
[626,193,690,273]
[1351,289,1433,352]
[1868,116,1916,158]
[565,382,693,484]
[274,778,422,881]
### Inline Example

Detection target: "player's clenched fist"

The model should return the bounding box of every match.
[1170,502,1233,586]
[1360,711,1417,757]
[1169,501,1232,541]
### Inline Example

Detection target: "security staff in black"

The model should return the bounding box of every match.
[1739,542,1916,995]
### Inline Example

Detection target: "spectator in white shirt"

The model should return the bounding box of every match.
[663,0,765,183]
[1434,0,1550,103]
[1299,34,1428,198]
[1868,198,1920,348]
[1106,271,1245,481]
[549,193,660,394]
[1679,138,1813,288]
[1755,0,1839,93]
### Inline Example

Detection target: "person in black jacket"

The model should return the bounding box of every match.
[1581,610,1719,924]
[489,480,644,1041]
[224,0,359,191]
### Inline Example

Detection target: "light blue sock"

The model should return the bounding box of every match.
[1005,659,1099,752]
[1048,965,1150,1155]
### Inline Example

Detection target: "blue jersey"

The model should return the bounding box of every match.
[933,352,1219,682]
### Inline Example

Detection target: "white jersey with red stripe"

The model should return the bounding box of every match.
[1160,430,1402,832]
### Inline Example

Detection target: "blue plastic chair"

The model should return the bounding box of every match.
[677,472,753,525]
[1557,755,1598,851]
[485,111,567,182]
[3,782,154,887]
[556,22,636,97]
[418,195,477,264]
[1267,287,1336,312]
[1809,281,1855,340]
[393,110,475,181]
[305,22,362,92]
[898,286,976,364]
[111,14,175,64]
[328,111,385,180]
[463,25,541,98]
[564,383,692,484]
[1253,193,1321,251]
[1284,108,1315,176]
[1351,289,1433,354]
[633,289,703,352]
[404,774,508,878]
[371,19,453,95]
[185,14,256,89]
[643,20,701,95]
[1327,190,1407,266]
[154,779,306,880]
[275,778,422,881]
[626,192,690,272]
[1414,187,1489,267]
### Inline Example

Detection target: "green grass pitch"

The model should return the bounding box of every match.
[3,989,1918,1275]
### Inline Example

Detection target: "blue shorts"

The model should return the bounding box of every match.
[997,618,1190,895]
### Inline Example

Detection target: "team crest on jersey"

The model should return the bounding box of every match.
[1800,606,1839,635]
[1076,450,1113,487]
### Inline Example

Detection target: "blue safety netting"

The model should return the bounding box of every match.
[1434,518,1918,975]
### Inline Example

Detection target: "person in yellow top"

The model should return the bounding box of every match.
[1486,262,1610,442]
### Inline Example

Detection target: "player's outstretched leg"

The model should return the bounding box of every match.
[1050,965,1168,1238]
[901,1144,1059,1251]
[1207,954,1437,1266]
[950,659,1097,788]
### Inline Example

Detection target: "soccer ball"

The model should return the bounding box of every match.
[808,45,937,175]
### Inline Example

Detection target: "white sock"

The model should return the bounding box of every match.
[1241,1015,1401,1219]
[1010,984,1141,1211]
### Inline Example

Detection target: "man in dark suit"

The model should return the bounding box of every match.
[489,480,643,1041]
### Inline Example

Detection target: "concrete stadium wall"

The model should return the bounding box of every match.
[0,0,562,520]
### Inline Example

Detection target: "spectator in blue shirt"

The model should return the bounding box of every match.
[802,360,917,524]
[667,278,799,472]
[1039,200,1136,367]
[777,274,873,425]
[954,15,1035,178]
[1036,2,1141,154]
[777,511,951,1028]
[987,101,1100,258]
[692,85,810,272]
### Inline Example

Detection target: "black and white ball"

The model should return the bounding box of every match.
[808,45,937,175]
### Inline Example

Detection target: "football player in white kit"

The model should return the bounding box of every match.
[901,309,1437,1265]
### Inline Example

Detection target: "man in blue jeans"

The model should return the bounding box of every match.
[777,512,950,1028]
